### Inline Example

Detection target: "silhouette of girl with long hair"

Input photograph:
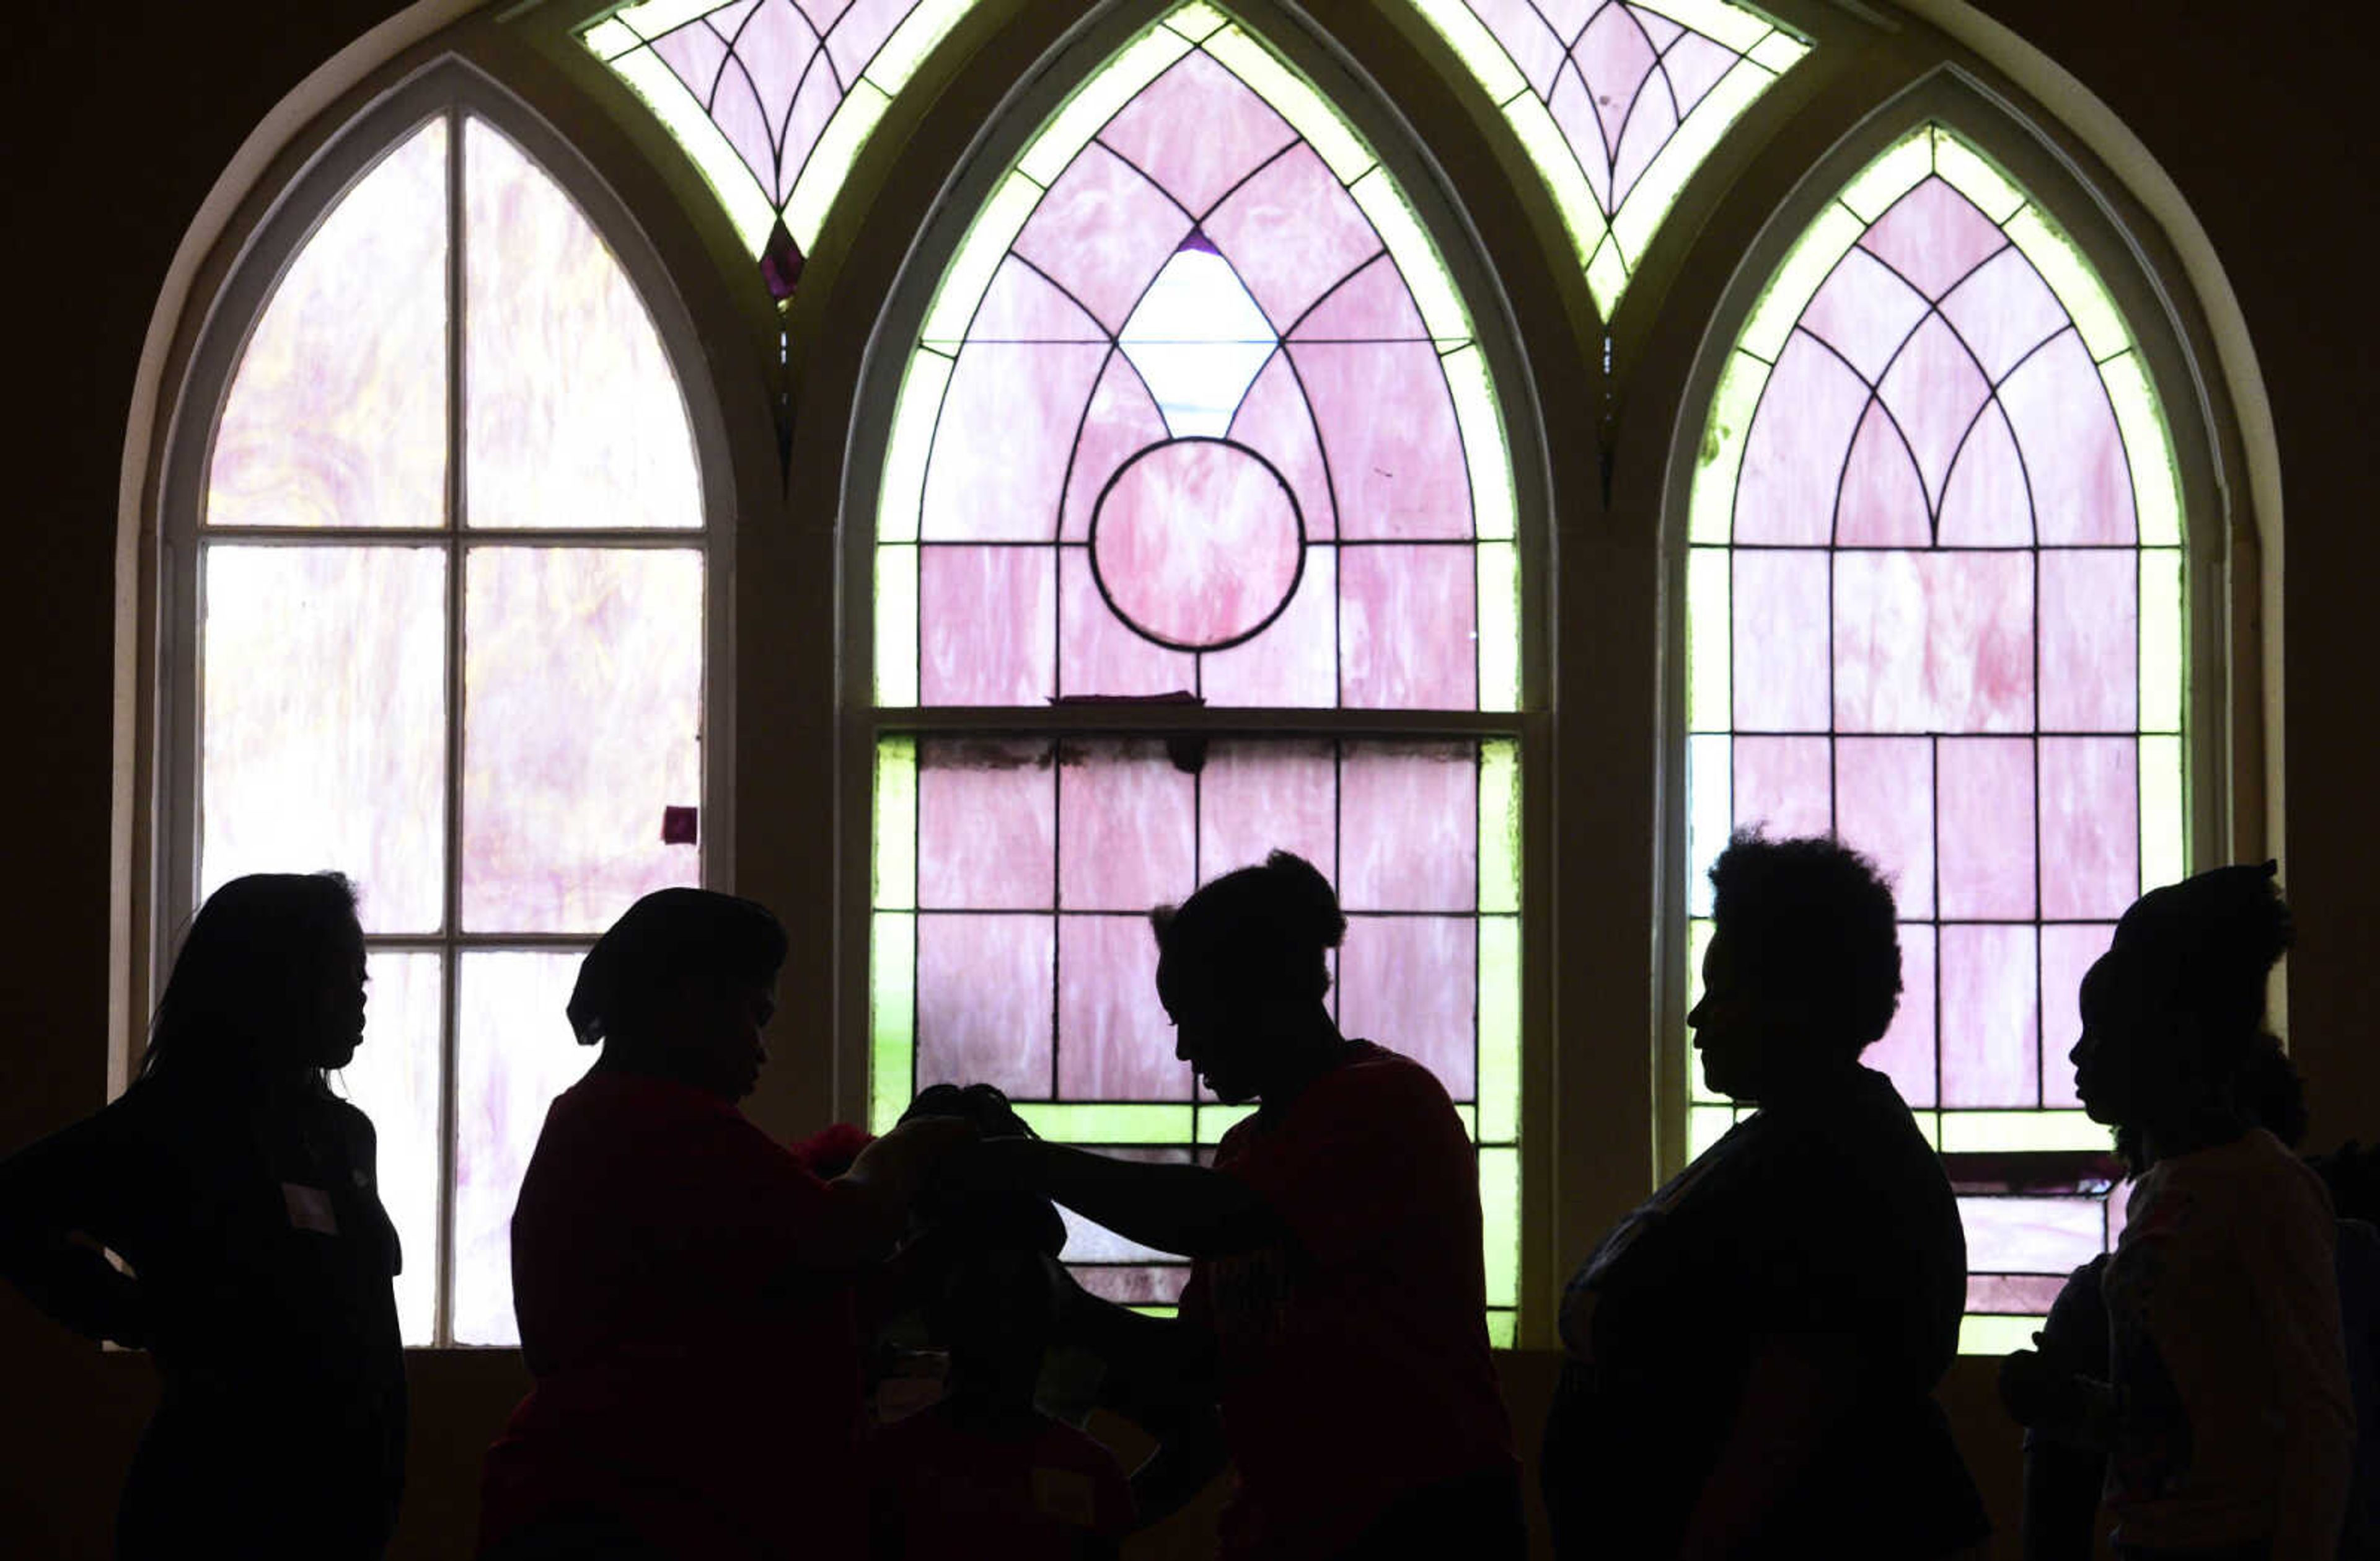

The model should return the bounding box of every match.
[0,872,405,1559]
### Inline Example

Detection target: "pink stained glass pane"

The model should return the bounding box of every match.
[2040,738,2140,920]
[1548,62,1613,216]
[461,548,703,933]
[1057,914,1189,1100]
[1659,30,1739,113]
[821,0,911,87]
[463,119,702,531]
[1874,314,1991,510]
[1865,923,1937,1107]
[1227,351,1336,539]
[1339,742,1479,913]
[1204,148,1384,330]
[1831,551,2034,734]
[1338,915,1478,1100]
[1630,6,1686,52]
[1059,740,1196,911]
[1833,402,1931,547]
[1998,332,2135,545]
[1287,254,1430,343]
[1799,248,1929,386]
[1340,546,1478,710]
[917,738,1054,910]
[923,343,1108,541]
[2038,551,2140,732]
[2040,922,2115,1108]
[651,25,730,115]
[917,913,1055,1099]
[1058,547,1195,699]
[707,54,778,200]
[1937,738,2037,919]
[1737,335,1870,546]
[1967,1273,2072,1314]
[1197,739,1338,886]
[1939,247,2070,384]
[1089,440,1307,648]
[1606,63,1678,210]
[208,118,447,531]
[1936,402,2033,547]
[201,546,447,934]
[965,257,1108,342]
[1940,922,2040,1108]
[726,2,819,197]
[1835,737,1934,918]
[453,950,597,1347]
[1060,351,1172,542]
[1959,1195,2106,1275]
[1465,0,1568,98]
[919,546,1056,705]
[1074,1265,1191,1304]
[1011,146,1191,335]
[1285,343,1470,540]
[1576,2,1657,162]
[1729,549,1829,732]
[1730,736,1831,838]
[1857,178,2009,301]
[1096,50,1298,218]
[331,950,443,1343]
[1199,546,1338,706]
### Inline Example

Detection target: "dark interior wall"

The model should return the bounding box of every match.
[2,3,2372,1557]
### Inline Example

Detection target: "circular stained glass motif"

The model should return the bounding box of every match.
[1089,436,1305,650]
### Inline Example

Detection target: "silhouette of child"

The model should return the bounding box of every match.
[0,872,405,1560]
[2002,864,2353,1561]
[870,1245,1133,1560]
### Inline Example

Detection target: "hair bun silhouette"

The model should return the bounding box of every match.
[1149,849,1345,1006]
[567,888,787,1046]
[1258,849,1347,953]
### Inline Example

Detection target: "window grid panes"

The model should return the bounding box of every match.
[1682,123,2186,1351]
[581,0,981,288]
[194,108,709,1347]
[1406,0,1807,314]
[865,4,1525,1342]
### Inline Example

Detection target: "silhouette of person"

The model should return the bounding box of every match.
[2002,864,2354,1561]
[475,888,971,1561]
[2016,1042,2380,1561]
[941,851,1520,1560]
[0,872,406,1559]
[1543,832,1987,1560]
[868,1245,1134,1559]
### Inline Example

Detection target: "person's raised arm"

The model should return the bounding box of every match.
[0,1110,149,1349]
[798,1116,977,1271]
[945,1137,1283,1260]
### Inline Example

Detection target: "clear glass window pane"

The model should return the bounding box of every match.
[453,950,596,1348]
[200,545,448,933]
[207,118,449,531]
[461,547,704,933]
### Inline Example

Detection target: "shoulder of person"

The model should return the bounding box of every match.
[1332,1042,1462,1117]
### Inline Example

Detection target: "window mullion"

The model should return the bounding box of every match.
[434,102,467,1353]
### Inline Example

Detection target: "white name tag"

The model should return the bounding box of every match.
[282,1182,339,1236]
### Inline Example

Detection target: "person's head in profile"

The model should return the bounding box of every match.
[2071,862,2291,1140]
[143,870,368,1091]
[568,887,788,1102]
[1690,831,1902,1107]
[1150,849,1347,1107]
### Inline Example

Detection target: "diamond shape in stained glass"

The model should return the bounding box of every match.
[1119,234,1280,438]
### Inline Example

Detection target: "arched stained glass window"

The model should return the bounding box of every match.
[1407,0,1806,312]
[1683,123,2187,1350]
[190,104,712,1347]
[868,2,1525,1339]
[583,0,978,288]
